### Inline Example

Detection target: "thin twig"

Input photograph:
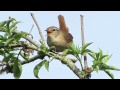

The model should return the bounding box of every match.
[27,24,34,39]
[80,14,88,69]
[29,24,34,34]
[21,55,42,65]
[30,13,46,46]
[0,44,38,51]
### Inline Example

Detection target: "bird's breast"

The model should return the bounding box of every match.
[47,34,71,52]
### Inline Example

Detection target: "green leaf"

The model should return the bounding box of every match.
[45,61,49,71]
[9,21,20,30]
[99,48,103,58]
[62,49,70,54]
[20,31,28,37]
[94,67,99,73]
[95,53,100,60]
[88,53,96,59]
[48,46,56,51]
[0,35,4,40]
[37,51,45,59]
[69,43,81,56]
[33,60,47,79]
[81,49,92,55]
[13,34,22,40]
[92,60,102,68]
[13,59,22,79]
[0,26,7,31]
[69,43,76,52]
[7,18,15,33]
[82,42,93,50]
[100,64,120,71]
[100,55,108,60]
[0,21,7,26]
[5,38,14,46]
[3,53,17,62]
[13,32,28,40]
[104,70,114,79]
[102,55,112,64]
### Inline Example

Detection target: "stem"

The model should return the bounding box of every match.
[30,13,46,47]
[21,55,41,65]
[17,48,23,60]
[0,44,38,51]
[29,24,34,34]
[80,14,88,69]
[48,52,83,79]
[15,30,40,48]
[77,56,83,70]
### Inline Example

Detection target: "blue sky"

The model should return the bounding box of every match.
[0,11,120,79]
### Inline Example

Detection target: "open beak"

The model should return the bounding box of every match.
[45,30,52,34]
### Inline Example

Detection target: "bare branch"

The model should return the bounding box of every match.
[1,44,38,52]
[21,55,42,65]
[80,15,88,69]
[29,24,34,34]
[30,13,46,46]
[14,30,40,48]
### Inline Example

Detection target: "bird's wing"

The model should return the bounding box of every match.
[65,32,73,43]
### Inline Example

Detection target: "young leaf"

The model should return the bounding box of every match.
[7,18,15,33]
[100,55,108,61]
[3,53,17,62]
[0,26,7,32]
[5,38,14,46]
[33,60,47,79]
[0,21,7,26]
[88,53,96,59]
[45,61,49,71]
[102,55,112,64]
[99,48,103,58]
[100,64,120,71]
[69,43,81,56]
[62,49,74,55]
[13,34,22,40]
[9,21,20,30]
[48,46,56,51]
[93,67,99,73]
[82,42,93,50]
[104,70,114,79]
[0,35,4,40]
[13,59,22,79]
[20,31,28,37]
[95,53,100,60]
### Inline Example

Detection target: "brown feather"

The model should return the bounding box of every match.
[58,15,68,32]
[58,15,73,43]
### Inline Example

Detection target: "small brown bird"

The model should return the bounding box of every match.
[45,15,73,52]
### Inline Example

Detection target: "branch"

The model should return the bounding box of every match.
[80,15,88,69]
[0,44,38,51]
[0,19,83,79]
[21,55,42,65]
[29,24,34,34]
[21,49,83,79]
[0,29,41,48]
[30,13,46,46]
[14,30,41,48]
[47,52,83,79]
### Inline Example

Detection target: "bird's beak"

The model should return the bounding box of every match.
[45,30,52,34]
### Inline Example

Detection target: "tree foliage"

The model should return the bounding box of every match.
[0,16,119,79]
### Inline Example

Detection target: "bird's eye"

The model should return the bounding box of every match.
[53,29,56,31]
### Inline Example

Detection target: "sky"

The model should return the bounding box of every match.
[0,11,120,79]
